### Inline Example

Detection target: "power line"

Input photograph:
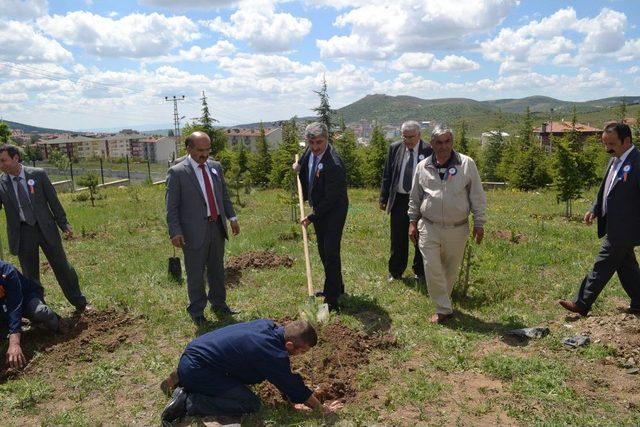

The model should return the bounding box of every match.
[165,95,185,156]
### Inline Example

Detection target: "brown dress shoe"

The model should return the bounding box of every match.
[558,300,588,316]
[160,370,180,397]
[430,313,453,324]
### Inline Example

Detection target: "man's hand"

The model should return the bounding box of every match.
[6,334,25,369]
[230,220,240,236]
[473,227,484,244]
[64,225,74,240]
[292,403,312,412]
[584,211,596,226]
[379,202,386,211]
[171,235,185,248]
[292,161,301,173]
[323,400,343,413]
[301,217,311,228]
[409,221,418,245]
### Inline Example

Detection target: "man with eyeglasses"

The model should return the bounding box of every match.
[380,121,433,282]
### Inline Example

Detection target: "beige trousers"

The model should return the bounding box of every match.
[418,220,469,314]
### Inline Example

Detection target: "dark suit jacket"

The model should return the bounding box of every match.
[298,144,348,223]
[592,147,640,246]
[166,157,236,249]
[379,140,433,213]
[0,166,69,255]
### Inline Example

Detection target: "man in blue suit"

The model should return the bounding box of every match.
[560,123,640,316]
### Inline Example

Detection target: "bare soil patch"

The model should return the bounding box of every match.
[493,230,527,244]
[224,251,294,288]
[257,319,397,405]
[1,309,144,382]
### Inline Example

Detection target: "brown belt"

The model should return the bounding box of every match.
[422,217,468,228]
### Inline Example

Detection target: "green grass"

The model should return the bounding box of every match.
[1,184,640,425]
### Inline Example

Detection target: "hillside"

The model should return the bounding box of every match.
[1,120,70,134]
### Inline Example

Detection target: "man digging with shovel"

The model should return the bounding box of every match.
[160,319,342,425]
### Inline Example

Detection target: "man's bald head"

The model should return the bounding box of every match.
[186,131,212,164]
[185,131,211,148]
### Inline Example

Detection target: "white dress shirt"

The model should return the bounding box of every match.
[9,165,29,222]
[307,149,326,185]
[397,143,420,194]
[188,155,237,221]
[603,145,635,215]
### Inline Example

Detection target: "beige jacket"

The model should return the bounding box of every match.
[408,151,486,228]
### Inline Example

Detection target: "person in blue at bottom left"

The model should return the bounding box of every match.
[1,259,68,369]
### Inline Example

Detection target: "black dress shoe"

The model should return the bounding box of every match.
[192,315,207,326]
[161,387,187,425]
[314,291,325,297]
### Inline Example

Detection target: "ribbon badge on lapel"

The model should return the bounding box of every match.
[623,164,632,182]
[418,154,425,161]
[210,167,218,180]
[446,167,457,181]
[316,162,323,178]
[27,178,36,194]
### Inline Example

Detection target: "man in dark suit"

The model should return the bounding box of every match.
[560,123,640,316]
[295,122,348,312]
[0,144,89,313]
[380,120,433,282]
[166,132,240,325]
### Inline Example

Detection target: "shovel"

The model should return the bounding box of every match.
[295,154,329,324]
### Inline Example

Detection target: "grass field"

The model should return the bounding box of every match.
[1,184,640,426]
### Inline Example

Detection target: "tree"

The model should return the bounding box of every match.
[619,97,628,123]
[237,143,248,174]
[23,145,43,162]
[187,91,226,157]
[455,119,470,156]
[269,118,300,190]
[482,110,506,181]
[333,128,363,187]
[168,129,174,137]
[553,137,583,217]
[364,125,387,187]
[77,172,100,206]
[48,150,69,173]
[248,122,272,187]
[227,163,247,207]
[634,108,640,148]
[0,122,11,144]
[313,76,333,137]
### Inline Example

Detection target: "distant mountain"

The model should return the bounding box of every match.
[1,120,71,134]
[482,95,640,114]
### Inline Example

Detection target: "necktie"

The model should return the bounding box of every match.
[402,149,414,192]
[198,164,219,220]
[14,176,36,225]
[309,155,318,190]
[602,157,620,216]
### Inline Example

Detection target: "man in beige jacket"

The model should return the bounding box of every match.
[408,124,486,323]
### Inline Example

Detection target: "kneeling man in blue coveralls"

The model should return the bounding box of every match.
[160,319,342,425]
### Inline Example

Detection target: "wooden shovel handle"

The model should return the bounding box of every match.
[295,154,314,297]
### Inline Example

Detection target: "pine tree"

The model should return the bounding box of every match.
[619,97,628,123]
[333,129,362,187]
[0,122,11,144]
[313,76,333,137]
[507,106,551,190]
[365,125,388,187]
[237,143,248,174]
[248,122,272,188]
[482,110,506,181]
[269,118,301,189]
[455,119,470,156]
[198,91,226,156]
[554,137,583,217]
[634,108,640,147]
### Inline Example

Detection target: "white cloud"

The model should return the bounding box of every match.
[139,0,240,8]
[216,53,324,77]
[0,20,73,63]
[394,53,480,72]
[150,41,236,63]
[0,0,48,20]
[203,1,311,52]
[37,12,200,58]
[318,0,517,60]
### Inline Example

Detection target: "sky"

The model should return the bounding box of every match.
[0,0,639,131]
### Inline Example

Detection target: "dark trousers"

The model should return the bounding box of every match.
[18,223,86,309]
[1,295,60,335]
[389,194,424,278]
[178,355,261,417]
[575,236,640,311]
[183,219,226,319]
[313,206,347,305]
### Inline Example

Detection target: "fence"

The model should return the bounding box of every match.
[30,156,169,190]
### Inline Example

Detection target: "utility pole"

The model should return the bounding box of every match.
[165,95,185,158]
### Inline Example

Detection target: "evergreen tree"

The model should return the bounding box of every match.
[237,143,248,174]
[196,91,226,156]
[554,137,583,217]
[364,125,388,187]
[507,106,551,190]
[619,97,627,122]
[248,122,272,187]
[333,128,363,187]
[313,76,333,137]
[455,119,470,156]
[0,122,11,144]
[269,118,301,189]
[634,108,640,147]
[338,112,347,132]
[482,110,506,181]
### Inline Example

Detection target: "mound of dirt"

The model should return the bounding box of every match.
[257,320,396,405]
[494,230,527,244]
[577,313,640,368]
[1,309,143,382]
[226,250,294,270]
